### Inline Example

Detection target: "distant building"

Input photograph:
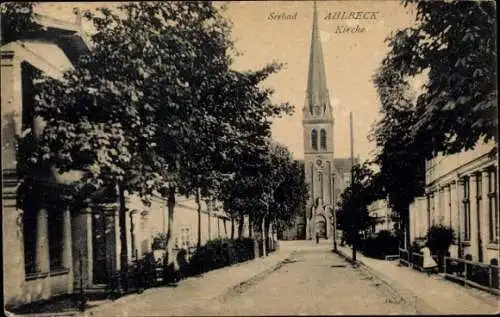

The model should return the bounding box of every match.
[409,140,499,264]
[367,199,397,234]
[280,3,358,241]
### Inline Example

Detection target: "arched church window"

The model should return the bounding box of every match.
[311,129,318,150]
[320,129,327,150]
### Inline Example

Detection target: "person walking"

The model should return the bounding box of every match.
[316,232,320,244]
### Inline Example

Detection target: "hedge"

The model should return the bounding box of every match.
[359,230,399,259]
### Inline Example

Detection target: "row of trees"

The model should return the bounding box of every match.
[337,0,497,250]
[5,2,307,292]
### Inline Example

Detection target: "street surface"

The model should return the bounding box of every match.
[88,241,417,316]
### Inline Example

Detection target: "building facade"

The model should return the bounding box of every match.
[1,11,237,309]
[409,140,499,264]
[2,11,92,308]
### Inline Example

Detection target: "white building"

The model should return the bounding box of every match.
[367,199,397,234]
[409,140,499,264]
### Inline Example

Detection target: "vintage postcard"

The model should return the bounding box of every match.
[2,1,498,316]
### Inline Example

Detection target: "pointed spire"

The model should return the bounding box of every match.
[306,0,330,116]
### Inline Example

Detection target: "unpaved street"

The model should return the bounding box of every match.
[89,241,416,316]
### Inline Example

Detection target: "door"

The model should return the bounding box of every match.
[92,211,109,285]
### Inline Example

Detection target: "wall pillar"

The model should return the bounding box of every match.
[62,208,74,291]
[469,174,479,260]
[480,170,490,263]
[456,179,464,258]
[449,181,458,231]
[446,185,452,227]
[36,209,50,273]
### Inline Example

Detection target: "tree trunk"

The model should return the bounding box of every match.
[237,213,244,239]
[264,217,271,252]
[262,216,267,257]
[166,186,176,265]
[196,188,201,248]
[230,216,235,240]
[118,182,128,292]
[400,205,411,251]
[251,218,258,258]
[248,218,253,238]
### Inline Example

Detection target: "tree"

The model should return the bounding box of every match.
[29,2,293,289]
[1,2,41,45]
[383,0,497,157]
[373,1,497,250]
[272,160,309,238]
[371,63,427,249]
[218,140,304,256]
[335,163,384,251]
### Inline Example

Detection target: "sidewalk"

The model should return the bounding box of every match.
[337,245,499,315]
[78,248,294,316]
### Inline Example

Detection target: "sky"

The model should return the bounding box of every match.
[36,1,417,161]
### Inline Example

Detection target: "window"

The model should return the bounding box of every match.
[462,177,471,241]
[488,170,498,242]
[48,210,64,270]
[23,211,37,275]
[178,227,191,249]
[320,129,327,150]
[311,129,318,150]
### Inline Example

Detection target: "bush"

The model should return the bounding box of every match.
[189,237,256,274]
[426,225,455,270]
[359,230,399,259]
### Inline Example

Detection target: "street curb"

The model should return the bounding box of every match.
[334,249,439,315]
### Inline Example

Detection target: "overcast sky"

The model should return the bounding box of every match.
[36,1,416,161]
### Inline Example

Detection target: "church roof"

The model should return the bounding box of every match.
[305,1,330,115]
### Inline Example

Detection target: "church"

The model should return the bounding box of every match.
[281,2,358,241]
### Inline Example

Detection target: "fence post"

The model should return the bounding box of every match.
[488,265,493,290]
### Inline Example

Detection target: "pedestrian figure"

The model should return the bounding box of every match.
[421,245,437,273]
[316,232,320,244]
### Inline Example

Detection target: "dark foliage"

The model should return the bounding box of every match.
[359,230,399,259]
[189,238,257,274]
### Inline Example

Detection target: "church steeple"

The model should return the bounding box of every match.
[305,1,331,118]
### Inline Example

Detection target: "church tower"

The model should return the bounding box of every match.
[303,1,335,240]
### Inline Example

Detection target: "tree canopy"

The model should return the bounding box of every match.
[1,2,40,45]
[370,0,496,248]
[380,0,497,157]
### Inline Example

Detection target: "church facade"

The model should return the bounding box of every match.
[281,3,356,241]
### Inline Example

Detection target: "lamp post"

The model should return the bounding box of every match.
[350,111,357,264]
[331,173,337,251]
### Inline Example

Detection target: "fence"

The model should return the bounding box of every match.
[399,248,500,295]
[443,256,500,296]
[398,248,438,272]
